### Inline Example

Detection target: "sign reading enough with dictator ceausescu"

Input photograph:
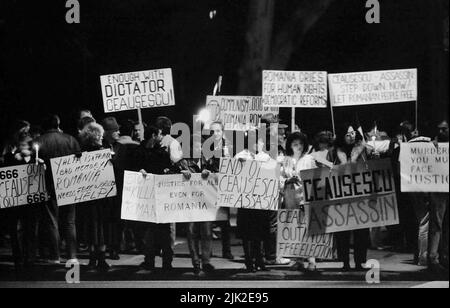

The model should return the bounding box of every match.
[100,68,175,113]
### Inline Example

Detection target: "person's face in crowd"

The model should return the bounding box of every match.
[211,123,223,142]
[318,142,329,152]
[438,122,449,142]
[291,139,305,156]
[345,127,356,145]
[133,124,145,141]
[278,127,286,146]
[256,138,265,153]
[18,140,31,153]
[104,130,120,144]
[193,139,202,155]
[79,111,92,119]
[92,131,103,147]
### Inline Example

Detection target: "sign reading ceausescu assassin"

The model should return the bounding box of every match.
[301,159,399,234]
[100,68,175,113]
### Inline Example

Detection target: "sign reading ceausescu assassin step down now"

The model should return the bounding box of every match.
[0,164,48,210]
[328,68,417,107]
[100,68,175,113]
[50,149,117,206]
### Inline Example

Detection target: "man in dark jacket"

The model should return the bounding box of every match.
[35,114,81,263]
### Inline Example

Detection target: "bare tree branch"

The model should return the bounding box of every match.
[269,0,335,69]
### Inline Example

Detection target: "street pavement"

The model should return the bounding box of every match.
[0,237,448,288]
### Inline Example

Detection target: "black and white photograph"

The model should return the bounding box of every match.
[0,0,448,292]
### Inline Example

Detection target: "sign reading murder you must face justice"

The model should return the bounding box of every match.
[217,158,280,211]
[100,68,175,113]
[400,143,449,193]
[277,209,334,260]
[262,71,328,108]
[0,164,48,210]
[301,159,399,235]
[328,68,417,107]
[50,149,117,206]
[121,172,228,224]
[205,96,279,131]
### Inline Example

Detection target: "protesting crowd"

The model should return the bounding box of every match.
[0,107,448,279]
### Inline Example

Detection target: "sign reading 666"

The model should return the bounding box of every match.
[0,164,48,209]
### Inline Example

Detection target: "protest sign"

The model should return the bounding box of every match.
[329,69,417,107]
[121,173,228,223]
[277,209,334,260]
[154,174,228,223]
[262,71,328,108]
[100,68,175,113]
[400,143,449,193]
[216,158,280,211]
[121,171,157,223]
[300,159,399,234]
[205,96,279,131]
[50,149,117,206]
[0,164,48,210]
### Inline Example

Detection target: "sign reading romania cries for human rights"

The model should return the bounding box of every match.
[100,69,175,113]
[301,159,399,235]
[217,158,280,211]
[50,149,117,206]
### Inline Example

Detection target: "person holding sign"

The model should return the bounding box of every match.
[328,125,371,271]
[2,133,43,270]
[134,125,176,273]
[428,120,449,275]
[200,121,234,261]
[35,114,81,264]
[78,123,111,271]
[234,131,278,273]
[281,132,318,272]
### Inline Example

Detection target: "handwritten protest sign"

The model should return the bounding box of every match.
[205,96,279,131]
[154,174,228,223]
[400,143,449,193]
[0,164,48,210]
[121,171,156,223]
[277,209,334,260]
[329,69,417,107]
[100,68,175,113]
[121,173,228,223]
[262,71,328,108]
[216,158,280,211]
[50,149,117,206]
[301,159,399,234]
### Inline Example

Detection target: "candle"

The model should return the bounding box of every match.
[34,144,39,165]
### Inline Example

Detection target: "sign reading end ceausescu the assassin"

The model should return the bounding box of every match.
[100,68,175,113]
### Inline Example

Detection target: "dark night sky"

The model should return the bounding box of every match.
[0,0,448,141]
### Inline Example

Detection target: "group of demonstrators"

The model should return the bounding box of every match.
[0,108,448,279]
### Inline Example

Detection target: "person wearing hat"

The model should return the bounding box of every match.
[101,117,127,260]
